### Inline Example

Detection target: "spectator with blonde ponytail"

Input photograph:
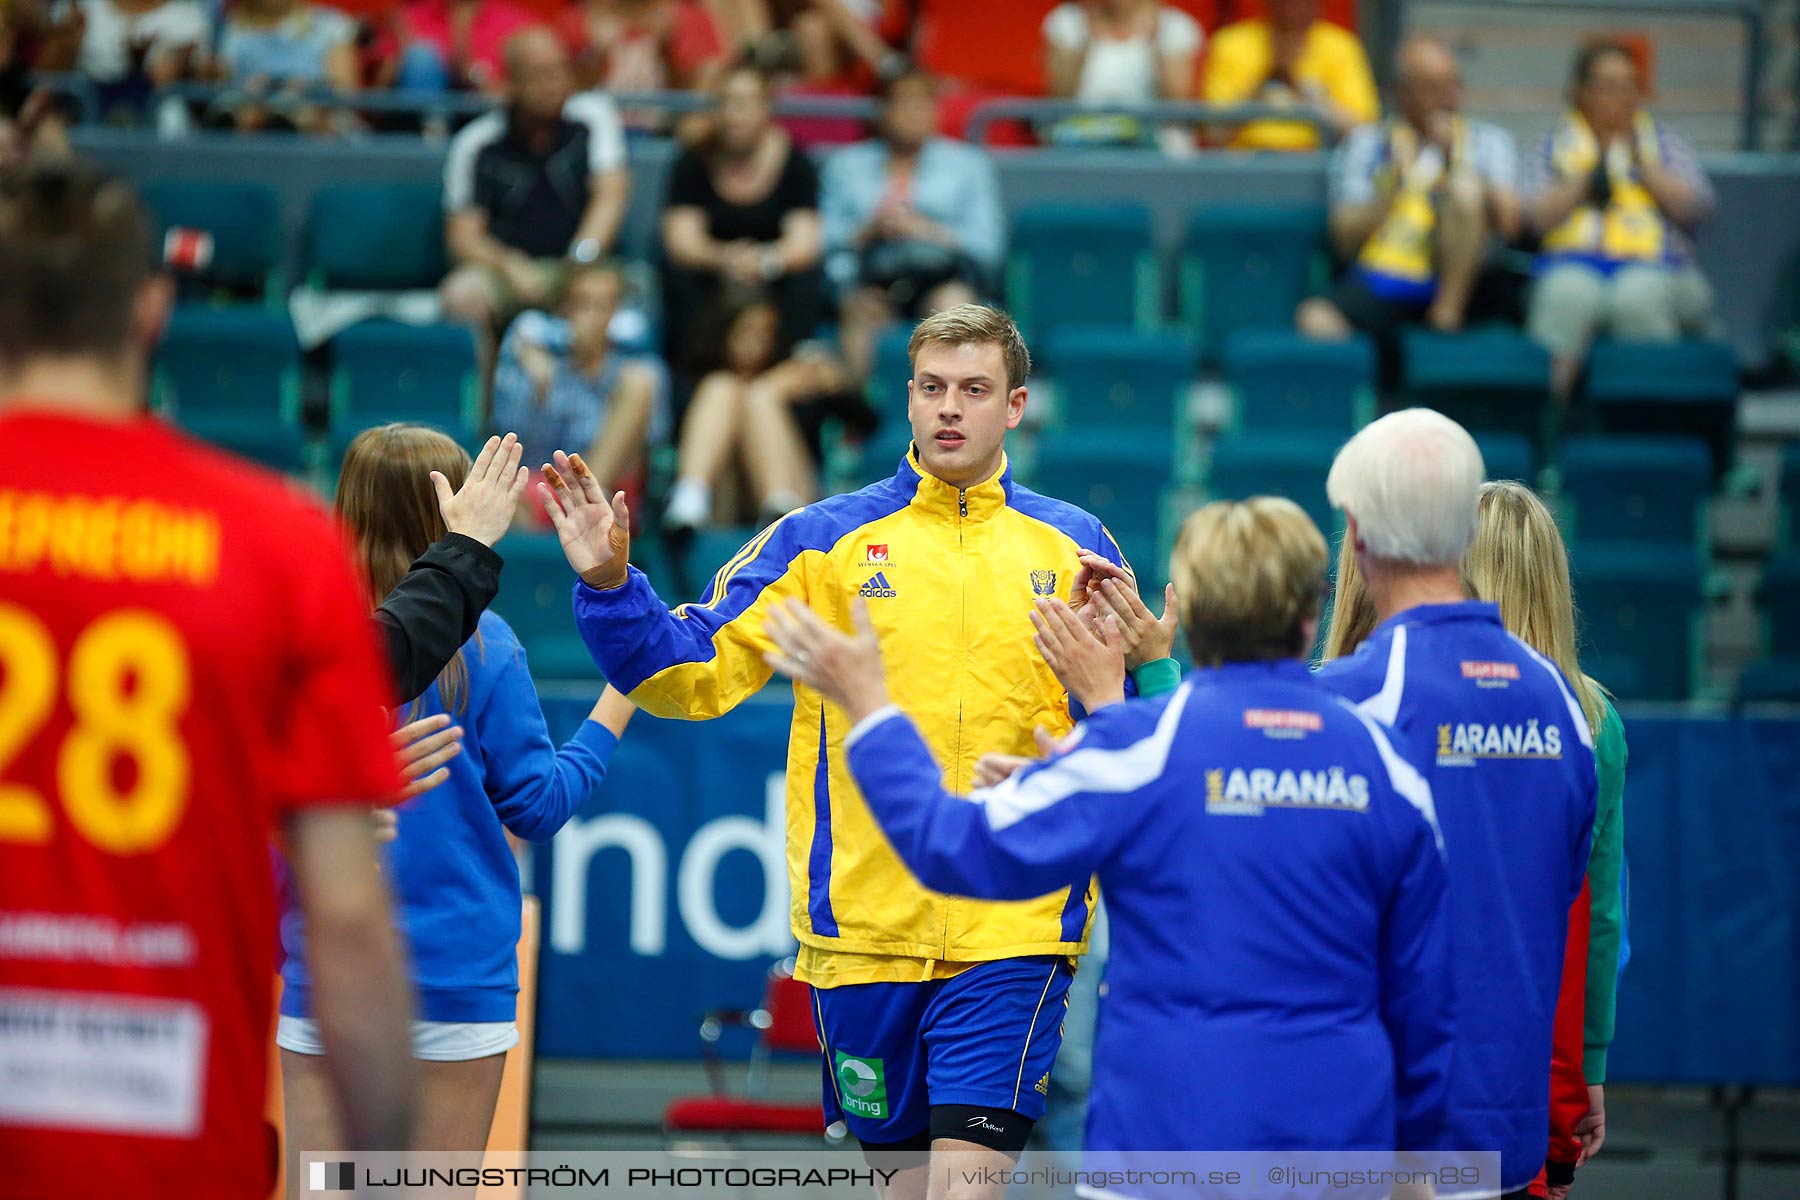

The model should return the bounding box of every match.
[1319,478,1626,1200]
[1463,481,1625,1200]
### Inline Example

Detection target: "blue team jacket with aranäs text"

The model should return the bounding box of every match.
[842,659,1455,1160]
[1317,602,1598,1197]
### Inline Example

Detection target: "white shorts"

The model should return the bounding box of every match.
[276,1015,519,1063]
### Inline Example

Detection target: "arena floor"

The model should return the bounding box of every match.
[530,1062,1800,1199]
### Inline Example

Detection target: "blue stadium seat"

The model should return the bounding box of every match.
[1401,329,1551,445]
[678,526,764,604]
[140,178,283,301]
[845,324,918,486]
[1207,432,1342,539]
[1476,433,1536,484]
[304,183,449,291]
[491,533,596,679]
[1779,443,1800,550]
[1222,329,1372,434]
[1007,203,1157,337]
[1571,542,1704,701]
[1559,435,1711,551]
[154,308,304,471]
[1040,327,1197,434]
[1737,658,1800,704]
[866,323,914,412]
[1030,429,1171,562]
[1584,339,1739,476]
[1760,551,1800,659]
[330,321,479,434]
[155,308,300,424]
[1180,205,1327,357]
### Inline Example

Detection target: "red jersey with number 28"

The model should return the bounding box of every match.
[0,409,401,1200]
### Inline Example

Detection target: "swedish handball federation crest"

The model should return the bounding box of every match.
[1030,569,1058,597]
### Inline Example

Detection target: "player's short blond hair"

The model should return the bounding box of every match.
[907,303,1031,392]
[1171,497,1329,667]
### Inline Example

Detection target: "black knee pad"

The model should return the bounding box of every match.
[929,1104,1034,1154]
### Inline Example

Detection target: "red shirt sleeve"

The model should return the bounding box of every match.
[668,0,725,75]
[268,502,402,813]
[1546,880,1592,1164]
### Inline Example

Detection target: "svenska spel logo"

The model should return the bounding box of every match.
[310,1161,355,1191]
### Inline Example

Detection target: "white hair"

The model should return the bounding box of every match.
[1326,408,1485,567]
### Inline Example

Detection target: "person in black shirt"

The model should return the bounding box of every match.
[661,62,823,376]
[660,63,867,532]
[440,27,630,341]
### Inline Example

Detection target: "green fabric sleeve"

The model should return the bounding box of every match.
[1131,658,1183,698]
[1583,697,1628,1082]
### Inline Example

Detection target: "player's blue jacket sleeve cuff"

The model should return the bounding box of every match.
[844,704,905,751]
[571,567,664,691]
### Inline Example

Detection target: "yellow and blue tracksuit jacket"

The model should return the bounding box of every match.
[571,450,1130,988]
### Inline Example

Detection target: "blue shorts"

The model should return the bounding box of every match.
[810,956,1074,1144]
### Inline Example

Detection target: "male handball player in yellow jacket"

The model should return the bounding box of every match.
[539,305,1133,1187]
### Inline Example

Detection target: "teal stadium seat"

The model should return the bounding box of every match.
[1571,542,1704,701]
[679,526,764,606]
[1778,443,1800,549]
[1739,541,1800,702]
[140,178,283,302]
[1584,339,1739,477]
[853,324,917,483]
[153,308,304,473]
[1402,329,1551,447]
[1222,329,1372,433]
[1007,203,1157,338]
[330,321,479,446]
[491,533,597,679]
[1181,206,1327,357]
[1030,429,1171,566]
[1759,552,1800,659]
[1475,433,1536,484]
[1040,327,1197,434]
[1207,432,1342,540]
[305,184,449,291]
[1559,435,1711,551]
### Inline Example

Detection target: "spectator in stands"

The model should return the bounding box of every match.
[1041,0,1203,152]
[820,68,1004,382]
[1525,40,1717,401]
[440,27,629,352]
[209,0,359,134]
[1,3,70,166]
[39,0,210,121]
[661,62,823,384]
[399,0,537,93]
[664,287,842,530]
[1296,36,1520,345]
[494,264,668,501]
[563,0,727,99]
[1200,0,1376,151]
[785,0,896,88]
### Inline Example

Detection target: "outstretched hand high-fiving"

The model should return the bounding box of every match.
[434,432,529,548]
[539,449,632,590]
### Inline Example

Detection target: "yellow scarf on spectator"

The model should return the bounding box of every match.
[1356,117,1469,288]
[1541,109,1669,263]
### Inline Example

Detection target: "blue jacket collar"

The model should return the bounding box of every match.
[1191,658,1315,684]
[1382,600,1504,633]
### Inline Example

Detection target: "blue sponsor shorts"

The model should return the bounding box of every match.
[810,956,1074,1144]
